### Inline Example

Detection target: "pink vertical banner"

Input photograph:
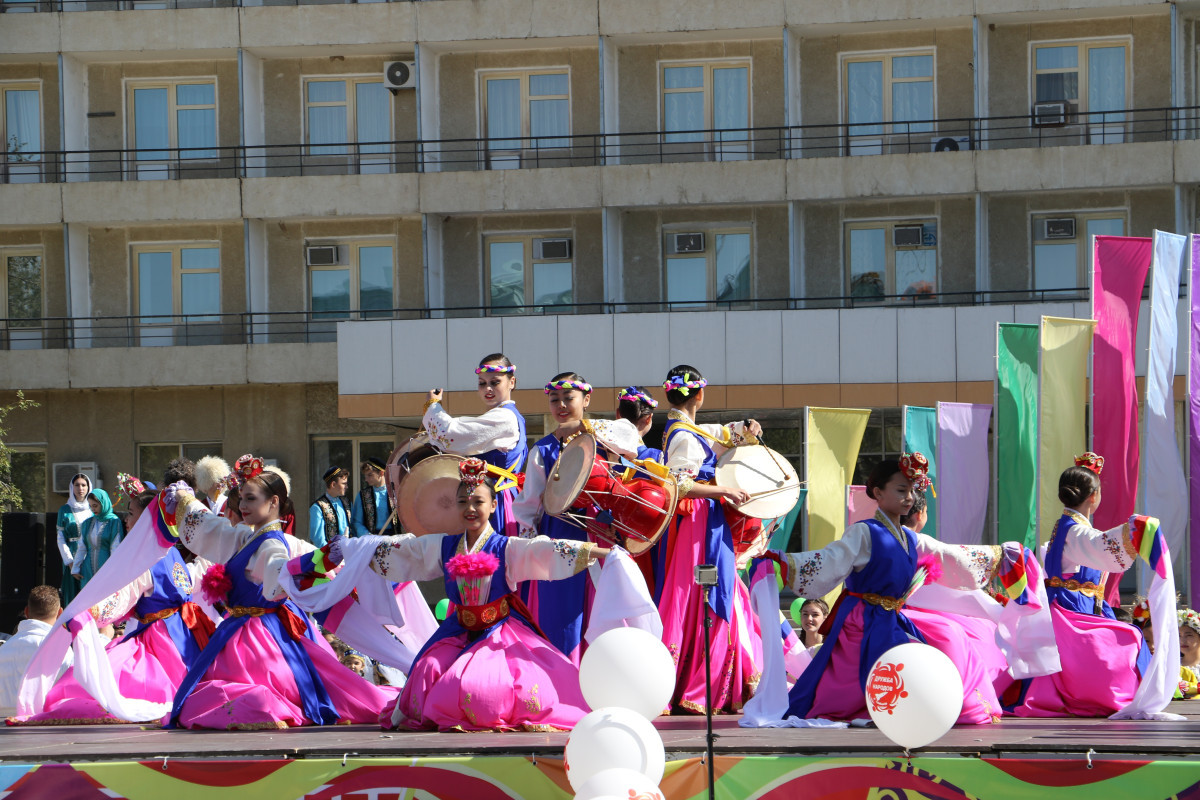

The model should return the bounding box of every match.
[846,485,878,528]
[936,402,992,545]
[1190,235,1200,605]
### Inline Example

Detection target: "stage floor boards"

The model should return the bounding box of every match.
[4,702,1200,762]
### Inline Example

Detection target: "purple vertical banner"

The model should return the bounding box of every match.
[1190,234,1200,605]
[936,402,993,545]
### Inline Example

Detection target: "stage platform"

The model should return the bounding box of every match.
[2,704,1200,799]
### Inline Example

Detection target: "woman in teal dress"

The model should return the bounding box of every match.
[55,473,92,604]
[71,488,123,589]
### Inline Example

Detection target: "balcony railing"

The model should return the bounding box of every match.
[0,287,1131,350]
[5,106,1197,185]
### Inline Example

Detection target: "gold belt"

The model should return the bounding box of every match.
[226,605,275,618]
[846,590,905,612]
[1045,577,1104,599]
[136,606,179,625]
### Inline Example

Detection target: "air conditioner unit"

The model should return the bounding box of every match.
[1032,101,1071,127]
[305,245,343,267]
[668,232,705,254]
[930,135,972,152]
[1044,217,1077,239]
[534,238,573,260]
[53,462,99,494]
[384,61,417,90]
[893,225,924,248]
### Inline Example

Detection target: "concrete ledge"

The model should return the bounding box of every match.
[976,140,1175,193]
[602,160,786,207]
[601,0,784,36]
[418,0,598,43]
[241,4,417,49]
[0,183,63,226]
[420,166,602,214]
[61,179,241,223]
[788,150,976,201]
[0,11,60,58]
[242,174,420,219]
[60,8,239,57]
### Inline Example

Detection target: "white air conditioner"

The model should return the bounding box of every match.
[1032,101,1071,127]
[930,136,971,152]
[384,61,417,90]
[534,238,573,260]
[1044,217,1077,240]
[53,462,99,494]
[892,225,924,248]
[305,245,344,267]
[668,232,705,254]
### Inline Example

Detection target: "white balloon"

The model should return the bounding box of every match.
[865,642,964,749]
[579,627,676,719]
[564,707,665,791]
[572,767,665,800]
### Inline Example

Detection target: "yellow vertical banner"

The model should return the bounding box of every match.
[805,407,871,552]
[1037,316,1096,544]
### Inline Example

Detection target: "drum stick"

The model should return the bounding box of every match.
[755,433,793,482]
[740,484,802,502]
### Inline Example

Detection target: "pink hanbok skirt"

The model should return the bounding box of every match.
[1013,604,1140,717]
[175,617,397,730]
[386,618,589,732]
[805,604,1005,724]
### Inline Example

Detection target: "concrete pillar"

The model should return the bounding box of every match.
[602,206,622,305]
[416,43,440,171]
[239,49,266,178]
[65,223,91,347]
[59,54,88,182]
[600,36,619,165]
[245,218,269,343]
[789,201,804,305]
[423,213,444,314]
[975,193,989,293]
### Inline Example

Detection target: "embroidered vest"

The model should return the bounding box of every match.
[314,495,347,539]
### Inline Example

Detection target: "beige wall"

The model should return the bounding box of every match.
[0,227,66,318]
[440,211,603,308]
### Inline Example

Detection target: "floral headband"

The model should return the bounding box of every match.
[899,452,933,493]
[116,472,146,504]
[1180,608,1200,637]
[234,454,265,486]
[663,372,707,397]
[475,363,514,375]
[1075,452,1105,475]
[459,457,488,490]
[544,378,593,395]
[617,386,658,408]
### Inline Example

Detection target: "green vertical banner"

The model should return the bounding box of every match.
[902,406,938,538]
[996,323,1040,550]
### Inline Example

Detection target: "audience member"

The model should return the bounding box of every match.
[0,586,68,715]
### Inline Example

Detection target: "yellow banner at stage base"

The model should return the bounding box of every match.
[1037,316,1096,544]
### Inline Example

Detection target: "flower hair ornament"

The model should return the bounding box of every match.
[617,386,658,408]
[544,378,593,395]
[662,372,707,397]
[459,457,489,490]
[475,363,515,375]
[234,454,265,486]
[116,472,146,504]
[1180,607,1200,637]
[898,452,934,494]
[1075,451,1105,475]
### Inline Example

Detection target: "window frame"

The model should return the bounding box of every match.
[662,225,754,308]
[657,58,753,159]
[477,67,572,166]
[306,237,397,320]
[301,75,394,159]
[310,435,395,500]
[130,242,222,325]
[838,48,937,154]
[124,77,220,170]
[843,217,940,301]
[1,80,43,182]
[1029,209,1127,294]
[1,246,44,329]
[482,231,575,314]
[137,442,224,486]
[1028,37,1133,112]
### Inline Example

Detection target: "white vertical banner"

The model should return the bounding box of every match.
[1144,230,1189,564]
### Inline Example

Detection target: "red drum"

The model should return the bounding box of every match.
[543,434,677,556]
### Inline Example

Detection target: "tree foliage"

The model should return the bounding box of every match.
[0,391,40,545]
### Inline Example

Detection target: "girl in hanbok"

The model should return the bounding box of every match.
[772,455,1008,724]
[13,479,216,725]
[55,473,92,605]
[1013,456,1161,717]
[423,353,528,536]
[310,458,610,731]
[658,365,763,713]
[72,488,123,589]
[617,386,662,462]
[1177,609,1200,699]
[164,455,396,729]
[511,372,640,662]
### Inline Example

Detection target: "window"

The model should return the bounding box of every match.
[485,234,573,313]
[845,220,938,301]
[127,80,218,178]
[133,244,220,339]
[1032,212,1125,293]
[842,51,935,154]
[138,443,223,487]
[304,77,392,172]
[664,228,752,307]
[661,61,750,160]
[308,241,394,320]
[2,83,41,183]
[312,436,394,500]
[4,448,46,513]
[1033,40,1129,142]
[481,70,570,168]
[2,248,43,349]
[853,408,903,485]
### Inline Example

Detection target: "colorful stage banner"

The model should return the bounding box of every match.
[1191,234,1200,605]
[902,405,938,538]
[846,485,878,528]
[1144,231,1188,585]
[996,323,1040,550]
[1038,316,1096,544]
[1091,236,1153,536]
[936,402,992,546]
[804,406,870,559]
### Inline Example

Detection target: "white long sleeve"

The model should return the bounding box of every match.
[89,568,156,627]
[70,526,88,574]
[502,535,596,589]
[1057,512,1137,574]
[422,401,522,456]
[664,417,755,493]
[914,535,1001,591]
[56,529,73,566]
[512,446,549,538]
[370,533,446,583]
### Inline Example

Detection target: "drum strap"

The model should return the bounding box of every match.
[664,413,735,450]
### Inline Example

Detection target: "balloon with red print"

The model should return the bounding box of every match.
[865,642,963,750]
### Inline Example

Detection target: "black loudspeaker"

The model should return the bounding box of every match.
[1,512,49,604]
